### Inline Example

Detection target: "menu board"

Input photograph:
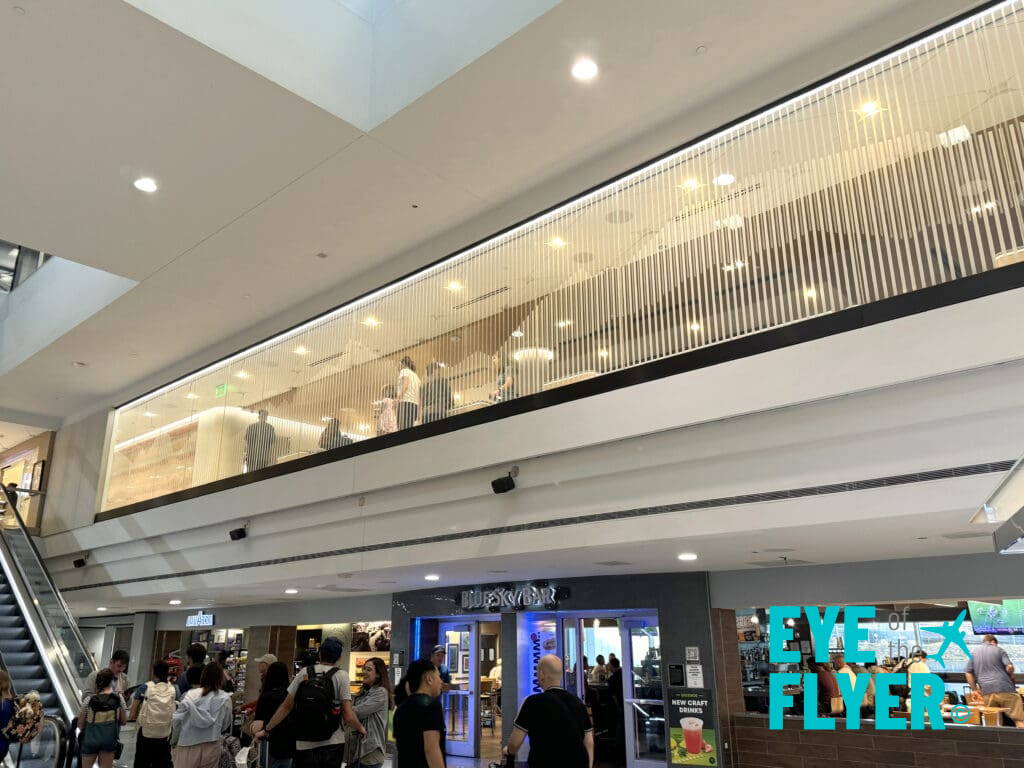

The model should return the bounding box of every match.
[668,687,718,766]
[735,614,761,642]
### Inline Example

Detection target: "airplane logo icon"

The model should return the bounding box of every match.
[920,610,971,668]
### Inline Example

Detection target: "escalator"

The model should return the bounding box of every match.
[0,485,96,768]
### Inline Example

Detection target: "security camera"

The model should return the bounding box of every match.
[229,526,248,541]
[73,555,88,569]
[491,475,515,494]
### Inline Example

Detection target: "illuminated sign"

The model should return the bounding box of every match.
[185,610,215,628]
[460,584,560,611]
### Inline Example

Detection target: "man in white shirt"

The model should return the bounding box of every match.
[256,637,365,768]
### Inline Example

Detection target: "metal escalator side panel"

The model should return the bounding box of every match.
[0,490,94,725]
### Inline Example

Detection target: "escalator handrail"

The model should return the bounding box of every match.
[0,487,93,674]
[0,486,96,719]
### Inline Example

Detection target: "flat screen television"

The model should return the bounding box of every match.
[967,599,1024,635]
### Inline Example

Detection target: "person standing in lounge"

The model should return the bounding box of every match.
[489,354,516,403]
[396,357,421,430]
[244,409,276,471]
[966,635,1024,728]
[420,362,452,424]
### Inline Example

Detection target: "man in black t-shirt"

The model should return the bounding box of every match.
[505,654,593,768]
[393,659,447,768]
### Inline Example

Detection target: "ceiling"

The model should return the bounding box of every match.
[63,500,999,616]
[0,421,45,455]
[0,0,980,425]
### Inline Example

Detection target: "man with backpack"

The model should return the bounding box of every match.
[129,661,176,768]
[255,637,365,768]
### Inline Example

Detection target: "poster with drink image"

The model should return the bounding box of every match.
[668,688,718,765]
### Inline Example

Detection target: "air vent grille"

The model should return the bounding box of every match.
[453,286,509,311]
[745,559,815,567]
[594,560,632,566]
[940,531,993,540]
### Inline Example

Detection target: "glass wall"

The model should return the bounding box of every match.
[102,1,1024,512]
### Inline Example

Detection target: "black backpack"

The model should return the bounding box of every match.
[291,667,341,742]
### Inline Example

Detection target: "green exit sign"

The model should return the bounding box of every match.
[214,383,228,398]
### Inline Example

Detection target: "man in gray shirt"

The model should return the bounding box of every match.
[965,635,1024,727]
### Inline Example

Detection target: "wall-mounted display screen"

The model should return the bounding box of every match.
[967,600,1024,635]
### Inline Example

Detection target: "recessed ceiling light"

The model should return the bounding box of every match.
[7,248,18,257]
[143,411,157,418]
[185,392,199,400]
[712,173,735,187]
[285,588,299,595]
[293,345,309,355]
[169,599,182,606]
[938,125,971,147]
[571,57,599,81]
[715,214,744,230]
[689,322,702,332]
[546,236,568,249]
[446,281,463,292]
[133,177,158,193]
[511,329,525,338]
[677,552,698,561]
[804,287,817,299]
[678,178,701,192]
[452,393,462,402]
[97,607,108,612]
[858,100,882,117]
[424,574,441,582]
[316,252,329,259]
[234,370,250,379]
[557,319,572,329]
[362,316,381,327]
[598,348,609,358]
[357,423,371,432]
[488,569,509,574]
[72,361,88,367]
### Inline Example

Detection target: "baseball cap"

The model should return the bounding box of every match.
[320,637,344,662]
[432,645,446,655]
[257,654,277,665]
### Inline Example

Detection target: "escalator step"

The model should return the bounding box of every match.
[0,639,35,652]
[0,626,28,638]
[2,652,38,665]
[7,665,46,679]
[13,679,51,692]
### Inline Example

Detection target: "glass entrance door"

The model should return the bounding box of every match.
[621,618,666,767]
[438,622,477,758]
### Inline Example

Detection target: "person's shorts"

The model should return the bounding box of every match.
[984,692,1024,722]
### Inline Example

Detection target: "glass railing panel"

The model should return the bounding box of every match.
[101,0,1024,513]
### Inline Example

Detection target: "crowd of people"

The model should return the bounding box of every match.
[242,353,519,471]
[76,637,597,768]
[801,637,1024,728]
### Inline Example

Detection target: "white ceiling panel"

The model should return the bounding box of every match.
[0,0,361,281]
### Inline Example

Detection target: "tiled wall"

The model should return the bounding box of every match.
[733,712,1024,768]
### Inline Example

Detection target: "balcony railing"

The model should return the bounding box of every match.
[100,0,1024,515]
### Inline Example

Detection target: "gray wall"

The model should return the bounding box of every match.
[709,552,1024,608]
[153,593,393,630]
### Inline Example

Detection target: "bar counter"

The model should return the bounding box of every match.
[732,712,1024,768]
